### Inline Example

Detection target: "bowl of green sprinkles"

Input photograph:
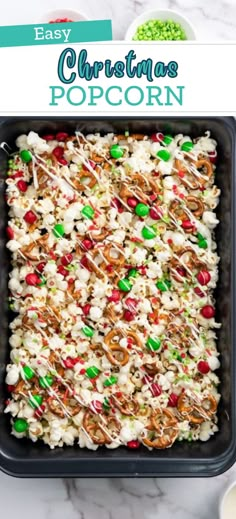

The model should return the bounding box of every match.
[125,9,196,41]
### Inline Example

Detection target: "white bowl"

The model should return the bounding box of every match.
[40,9,89,24]
[219,480,236,519]
[125,9,196,41]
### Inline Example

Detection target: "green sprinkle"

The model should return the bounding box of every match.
[132,19,187,42]
[146,337,161,351]
[103,375,118,387]
[81,205,95,219]
[86,366,100,379]
[82,325,94,337]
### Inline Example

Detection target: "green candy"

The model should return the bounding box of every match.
[39,276,46,286]
[146,337,161,351]
[156,279,171,292]
[23,365,34,380]
[110,144,124,159]
[86,366,100,379]
[53,224,65,238]
[81,205,95,219]
[141,225,157,240]
[13,418,28,433]
[103,375,118,387]
[127,268,138,279]
[156,149,171,161]
[163,135,173,145]
[29,394,43,409]
[39,375,54,389]
[198,240,208,249]
[20,150,32,163]
[132,19,187,41]
[82,325,94,337]
[118,278,132,292]
[181,141,194,152]
[103,397,110,410]
[135,203,150,217]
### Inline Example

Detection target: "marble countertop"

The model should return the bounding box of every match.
[0,0,236,518]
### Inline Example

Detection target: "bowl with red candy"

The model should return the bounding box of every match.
[40,8,88,24]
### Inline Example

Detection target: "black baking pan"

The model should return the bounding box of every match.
[0,116,235,478]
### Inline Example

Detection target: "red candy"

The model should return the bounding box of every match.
[127,440,140,449]
[63,357,78,369]
[61,254,73,266]
[34,404,46,419]
[80,255,91,270]
[7,384,16,392]
[58,157,68,166]
[124,310,136,322]
[125,298,138,311]
[197,360,210,374]
[208,150,217,164]
[151,132,164,143]
[127,197,138,208]
[108,289,121,303]
[24,210,37,224]
[178,170,185,178]
[150,206,163,220]
[6,226,14,240]
[194,286,205,298]
[181,220,194,230]
[25,273,41,286]
[52,146,64,159]
[201,305,215,319]
[150,383,162,397]
[168,393,179,407]
[49,18,73,23]
[82,304,91,316]
[56,132,69,141]
[57,265,68,277]
[81,239,93,251]
[42,134,55,141]
[197,270,211,286]
[91,400,103,413]
[111,197,122,210]
[176,267,186,277]
[17,180,28,192]
[36,262,46,273]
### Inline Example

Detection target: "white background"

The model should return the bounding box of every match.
[0,42,236,115]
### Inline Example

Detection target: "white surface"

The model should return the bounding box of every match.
[124,9,197,40]
[0,0,236,518]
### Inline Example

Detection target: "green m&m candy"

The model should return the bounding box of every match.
[118,278,132,292]
[181,141,194,152]
[198,240,208,249]
[163,135,173,145]
[127,268,138,279]
[53,223,65,238]
[156,149,171,161]
[13,418,28,433]
[20,150,32,163]
[86,366,100,379]
[103,397,110,411]
[81,205,95,219]
[110,144,123,159]
[135,203,150,217]
[103,375,118,387]
[23,365,34,380]
[29,395,43,409]
[141,225,157,240]
[156,279,171,292]
[39,375,54,389]
[146,337,161,351]
[82,325,94,337]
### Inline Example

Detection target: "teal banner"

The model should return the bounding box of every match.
[0,20,112,47]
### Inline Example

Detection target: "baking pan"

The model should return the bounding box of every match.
[0,116,235,478]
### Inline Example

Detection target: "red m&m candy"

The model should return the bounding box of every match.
[201,305,215,319]
[24,211,37,224]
